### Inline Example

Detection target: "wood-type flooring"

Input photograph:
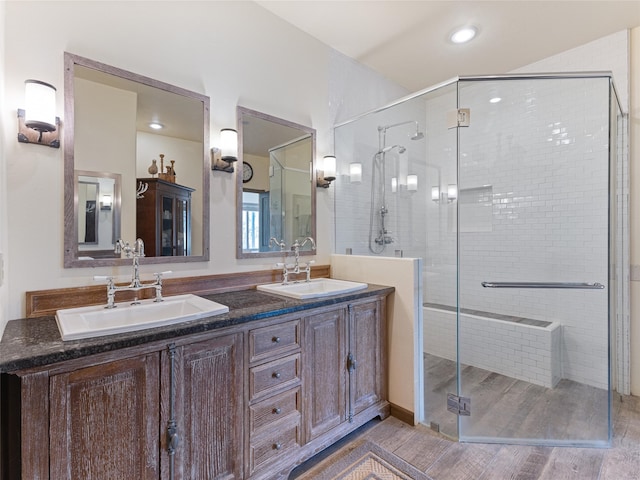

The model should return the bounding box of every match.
[291,357,639,480]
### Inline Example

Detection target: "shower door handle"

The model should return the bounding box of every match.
[481,281,605,289]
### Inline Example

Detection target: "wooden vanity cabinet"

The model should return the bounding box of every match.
[303,307,348,442]
[136,178,194,257]
[49,353,161,479]
[1,293,388,480]
[2,332,243,480]
[164,333,244,480]
[302,298,386,444]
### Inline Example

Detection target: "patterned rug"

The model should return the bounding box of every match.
[295,440,430,480]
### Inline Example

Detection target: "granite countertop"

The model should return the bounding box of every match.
[0,284,394,374]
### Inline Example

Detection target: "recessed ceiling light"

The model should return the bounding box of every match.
[149,122,164,130]
[450,26,477,44]
[489,97,502,104]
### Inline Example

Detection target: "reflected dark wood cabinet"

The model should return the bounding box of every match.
[136,178,194,257]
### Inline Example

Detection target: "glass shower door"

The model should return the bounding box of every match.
[456,77,613,446]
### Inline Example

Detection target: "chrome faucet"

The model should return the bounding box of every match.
[272,237,316,284]
[96,238,170,308]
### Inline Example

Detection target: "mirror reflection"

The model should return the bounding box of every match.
[236,107,316,258]
[76,171,121,259]
[64,52,210,267]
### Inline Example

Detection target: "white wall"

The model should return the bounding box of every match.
[630,27,640,395]
[0,0,7,334]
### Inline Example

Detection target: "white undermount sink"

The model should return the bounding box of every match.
[257,278,368,300]
[55,294,229,341]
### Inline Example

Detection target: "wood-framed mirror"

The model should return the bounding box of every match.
[63,52,210,267]
[236,106,316,259]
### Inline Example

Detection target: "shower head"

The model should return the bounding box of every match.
[411,131,425,140]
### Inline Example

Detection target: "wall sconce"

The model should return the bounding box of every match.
[447,184,458,202]
[349,162,362,183]
[211,128,238,172]
[100,194,112,210]
[17,79,60,148]
[407,174,418,192]
[431,184,458,203]
[317,155,336,188]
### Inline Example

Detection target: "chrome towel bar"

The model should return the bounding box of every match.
[481,281,605,289]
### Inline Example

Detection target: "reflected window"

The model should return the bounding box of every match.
[242,192,260,251]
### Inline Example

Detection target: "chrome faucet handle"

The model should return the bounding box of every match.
[269,237,286,251]
[303,260,315,282]
[152,270,172,279]
[93,275,114,285]
[151,271,170,302]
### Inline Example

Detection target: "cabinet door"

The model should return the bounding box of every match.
[50,353,161,479]
[166,333,243,480]
[349,300,385,418]
[302,308,347,442]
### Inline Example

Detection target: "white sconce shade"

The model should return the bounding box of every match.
[447,184,458,202]
[101,194,112,210]
[431,186,440,202]
[323,155,336,181]
[391,177,398,193]
[316,155,337,188]
[349,162,362,183]
[220,128,238,162]
[24,79,57,132]
[407,174,418,191]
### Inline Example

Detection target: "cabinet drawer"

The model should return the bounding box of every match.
[250,353,300,402]
[249,420,301,475]
[249,320,300,363]
[250,387,301,435]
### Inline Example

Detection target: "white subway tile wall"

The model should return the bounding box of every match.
[336,77,613,390]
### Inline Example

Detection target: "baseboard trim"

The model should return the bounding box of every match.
[389,402,414,425]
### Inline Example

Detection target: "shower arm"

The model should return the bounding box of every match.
[379,120,421,148]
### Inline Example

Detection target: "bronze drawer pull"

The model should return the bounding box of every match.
[273,443,282,450]
[273,407,281,414]
[272,372,281,379]
[272,336,281,343]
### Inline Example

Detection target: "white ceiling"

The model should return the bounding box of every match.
[257,0,640,91]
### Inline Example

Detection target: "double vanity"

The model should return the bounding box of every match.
[1,279,392,479]
[2,51,391,479]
